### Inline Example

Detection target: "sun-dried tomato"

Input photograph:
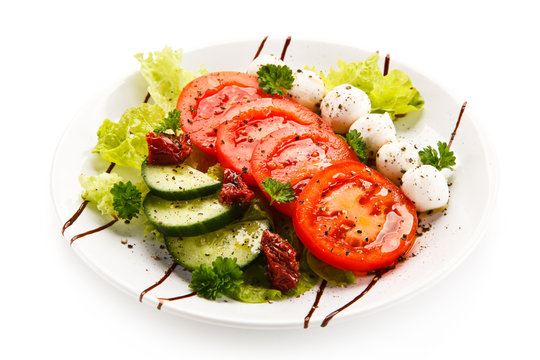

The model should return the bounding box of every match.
[218,169,254,204]
[146,132,192,165]
[260,230,300,292]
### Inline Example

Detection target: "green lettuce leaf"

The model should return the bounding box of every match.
[135,46,207,112]
[92,103,165,168]
[79,173,148,217]
[310,53,423,118]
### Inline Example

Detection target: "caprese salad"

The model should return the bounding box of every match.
[65,39,461,327]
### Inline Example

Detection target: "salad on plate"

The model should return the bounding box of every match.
[61,37,465,328]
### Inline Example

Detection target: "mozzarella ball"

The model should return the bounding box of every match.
[286,69,326,111]
[349,113,396,158]
[401,165,450,212]
[321,84,371,134]
[376,140,421,183]
[247,54,285,75]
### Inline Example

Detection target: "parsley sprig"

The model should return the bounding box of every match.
[261,178,296,205]
[189,257,244,300]
[346,129,368,164]
[110,181,142,220]
[153,109,182,134]
[257,64,294,95]
[418,141,456,171]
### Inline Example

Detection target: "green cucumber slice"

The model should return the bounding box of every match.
[141,160,221,200]
[165,220,270,269]
[143,193,243,237]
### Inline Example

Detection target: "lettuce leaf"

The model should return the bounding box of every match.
[311,53,423,118]
[135,46,207,113]
[79,173,148,217]
[93,103,165,168]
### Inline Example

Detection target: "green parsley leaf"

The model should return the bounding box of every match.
[346,129,368,164]
[153,109,182,134]
[418,141,456,171]
[110,181,142,220]
[189,257,244,300]
[260,178,296,205]
[257,64,294,95]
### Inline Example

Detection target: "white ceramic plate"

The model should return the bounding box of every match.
[51,39,498,329]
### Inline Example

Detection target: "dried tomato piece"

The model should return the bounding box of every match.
[146,132,192,165]
[218,169,254,204]
[260,230,300,292]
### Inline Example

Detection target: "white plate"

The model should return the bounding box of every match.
[51,39,498,329]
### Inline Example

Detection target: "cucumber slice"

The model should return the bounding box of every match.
[143,193,243,237]
[165,220,270,269]
[141,160,221,200]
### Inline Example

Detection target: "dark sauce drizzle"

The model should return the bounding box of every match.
[139,263,178,302]
[304,280,327,328]
[157,292,197,310]
[383,54,390,76]
[61,162,116,235]
[70,217,118,245]
[280,36,292,61]
[321,267,390,327]
[448,101,467,148]
[253,36,268,60]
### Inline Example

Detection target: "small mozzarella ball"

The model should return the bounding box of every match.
[321,84,371,134]
[376,140,421,183]
[247,54,285,75]
[286,69,326,111]
[349,113,396,158]
[401,165,450,212]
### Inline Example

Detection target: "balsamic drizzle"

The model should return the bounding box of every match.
[62,200,89,235]
[139,263,178,302]
[304,280,327,328]
[280,36,292,61]
[448,101,467,148]
[383,54,390,76]
[70,218,118,245]
[253,36,268,60]
[320,268,389,327]
[157,292,197,310]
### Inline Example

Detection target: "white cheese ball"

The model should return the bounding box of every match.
[321,84,371,134]
[286,69,326,111]
[247,54,285,76]
[401,165,450,212]
[349,113,396,158]
[376,140,421,183]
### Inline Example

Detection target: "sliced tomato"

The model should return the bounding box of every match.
[215,98,330,185]
[251,127,358,216]
[176,71,272,156]
[293,161,417,273]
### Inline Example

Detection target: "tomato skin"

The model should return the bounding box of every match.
[251,127,358,216]
[293,161,418,272]
[215,98,330,185]
[176,72,272,156]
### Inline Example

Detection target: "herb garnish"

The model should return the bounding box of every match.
[257,64,294,95]
[418,141,456,170]
[189,257,244,300]
[153,109,182,134]
[345,129,368,164]
[110,181,142,220]
[261,178,296,205]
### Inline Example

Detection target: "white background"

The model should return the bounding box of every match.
[2,0,538,358]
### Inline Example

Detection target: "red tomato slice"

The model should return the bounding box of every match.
[176,72,272,156]
[251,127,358,216]
[215,98,330,185]
[293,161,418,272]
